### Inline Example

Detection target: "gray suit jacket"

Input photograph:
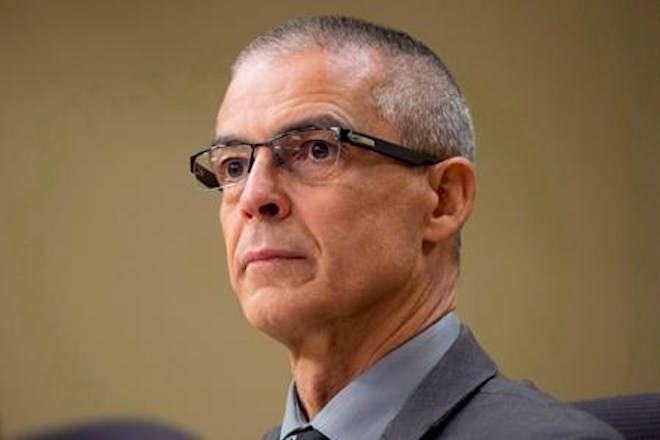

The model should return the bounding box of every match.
[263,326,622,439]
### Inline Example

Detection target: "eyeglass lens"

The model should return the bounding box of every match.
[193,129,342,190]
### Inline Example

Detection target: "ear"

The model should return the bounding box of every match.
[423,157,476,244]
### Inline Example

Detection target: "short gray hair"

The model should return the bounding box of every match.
[232,15,475,162]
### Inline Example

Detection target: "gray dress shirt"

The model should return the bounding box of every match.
[280,313,460,440]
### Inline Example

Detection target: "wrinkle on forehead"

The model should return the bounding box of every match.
[215,47,386,141]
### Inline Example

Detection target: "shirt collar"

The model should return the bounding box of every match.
[280,312,460,440]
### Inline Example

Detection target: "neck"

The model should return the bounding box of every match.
[288,269,457,419]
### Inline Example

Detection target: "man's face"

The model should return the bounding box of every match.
[216,49,433,343]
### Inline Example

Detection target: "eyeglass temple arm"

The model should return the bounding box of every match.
[190,152,220,188]
[339,128,439,165]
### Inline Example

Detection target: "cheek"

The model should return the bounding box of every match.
[219,206,231,252]
[309,190,421,299]
[317,225,418,317]
[219,204,241,282]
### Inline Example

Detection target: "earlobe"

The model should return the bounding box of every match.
[423,157,476,243]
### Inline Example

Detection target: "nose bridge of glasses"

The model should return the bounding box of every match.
[248,141,285,171]
[244,129,339,180]
[243,143,291,188]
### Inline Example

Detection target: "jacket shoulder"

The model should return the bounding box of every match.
[435,375,623,439]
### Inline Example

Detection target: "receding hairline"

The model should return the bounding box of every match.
[230,42,388,91]
[223,46,396,138]
[238,18,460,92]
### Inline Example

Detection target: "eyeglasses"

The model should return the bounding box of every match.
[189,126,441,191]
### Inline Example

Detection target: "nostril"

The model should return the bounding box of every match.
[259,203,280,217]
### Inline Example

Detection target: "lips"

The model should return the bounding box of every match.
[240,248,306,270]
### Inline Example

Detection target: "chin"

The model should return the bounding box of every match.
[239,285,325,345]
[239,287,303,343]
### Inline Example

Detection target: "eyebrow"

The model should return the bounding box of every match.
[279,115,351,133]
[211,114,353,146]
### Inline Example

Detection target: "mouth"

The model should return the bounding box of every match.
[240,248,306,270]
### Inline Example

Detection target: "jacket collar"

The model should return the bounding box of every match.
[381,325,497,440]
[261,325,497,440]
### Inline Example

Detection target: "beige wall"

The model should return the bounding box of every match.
[1,1,658,437]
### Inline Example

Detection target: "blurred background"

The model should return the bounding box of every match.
[1,0,658,438]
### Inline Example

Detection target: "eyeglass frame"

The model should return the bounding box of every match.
[189,126,442,191]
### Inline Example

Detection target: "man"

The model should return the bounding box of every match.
[190,16,621,440]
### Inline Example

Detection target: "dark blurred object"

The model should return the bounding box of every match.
[19,418,197,439]
[572,393,660,440]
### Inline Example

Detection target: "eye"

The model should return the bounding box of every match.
[222,158,247,179]
[310,141,330,159]
[303,140,338,162]
[279,133,342,181]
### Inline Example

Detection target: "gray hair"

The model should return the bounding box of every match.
[232,15,475,162]
[232,16,474,264]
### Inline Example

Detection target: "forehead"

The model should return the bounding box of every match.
[215,48,382,143]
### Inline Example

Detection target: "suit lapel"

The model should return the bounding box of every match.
[381,325,497,440]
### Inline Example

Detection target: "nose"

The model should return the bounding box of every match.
[238,147,291,221]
